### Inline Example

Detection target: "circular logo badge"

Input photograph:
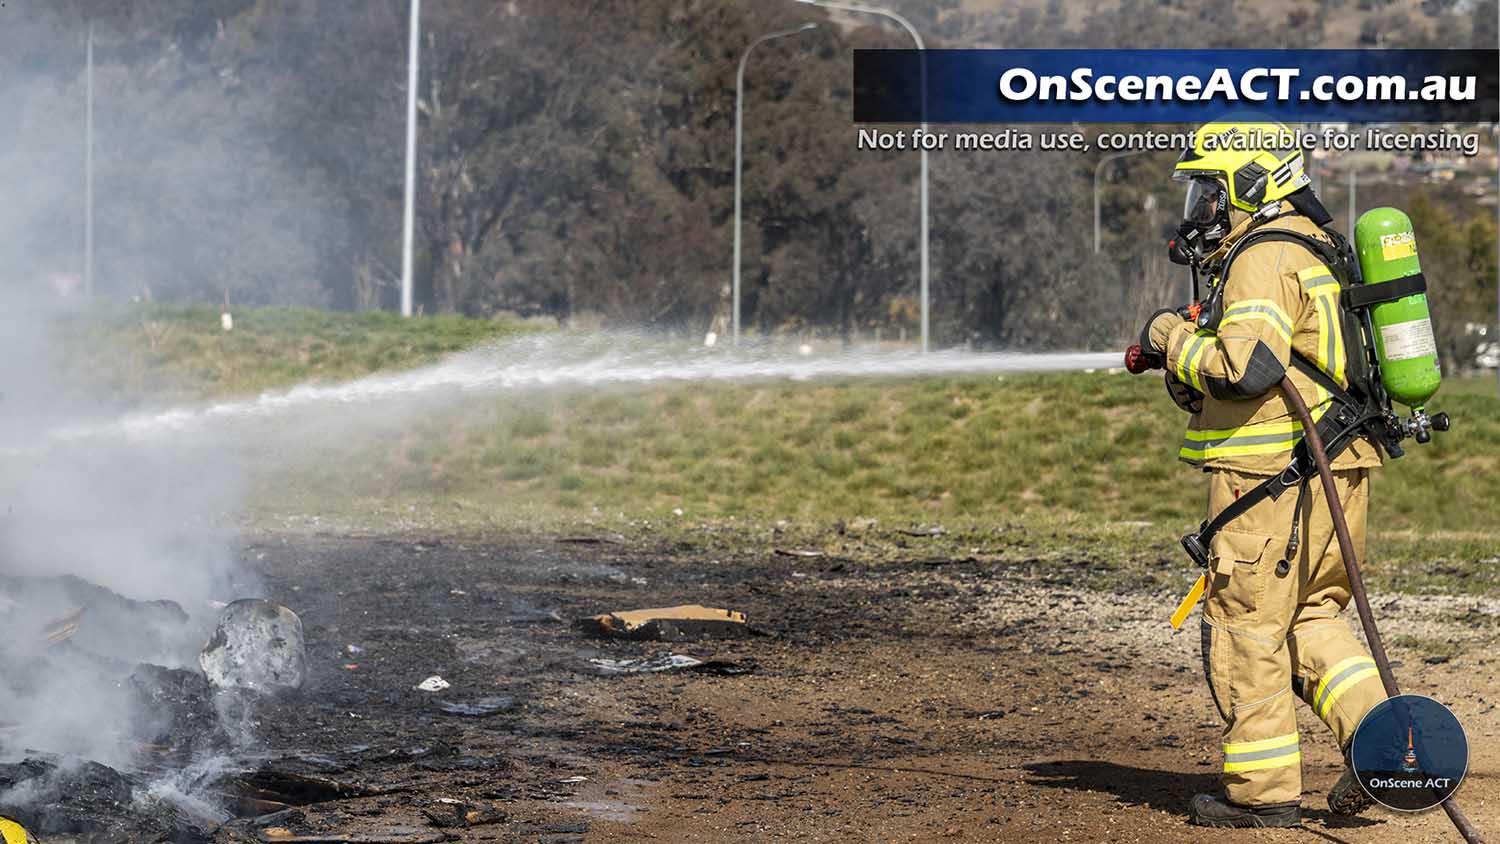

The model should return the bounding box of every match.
[1350,694,1468,811]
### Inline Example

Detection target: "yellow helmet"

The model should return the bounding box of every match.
[0,817,35,844]
[1174,119,1309,213]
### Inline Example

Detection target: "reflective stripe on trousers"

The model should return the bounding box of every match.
[1223,732,1301,773]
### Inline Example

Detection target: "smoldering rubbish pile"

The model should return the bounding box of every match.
[0,575,307,843]
[0,289,317,841]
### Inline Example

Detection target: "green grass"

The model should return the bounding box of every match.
[254,363,1500,592]
[54,303,535,401]
[55,304,1499,594]
[312,371,1500,532]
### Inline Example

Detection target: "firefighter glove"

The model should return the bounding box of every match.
[1137,308,1185,369]
[1144,308,1185,353]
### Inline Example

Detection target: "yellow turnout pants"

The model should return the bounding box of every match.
[1201,467,1387,807]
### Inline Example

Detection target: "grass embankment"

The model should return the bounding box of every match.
[281,370,1499,593]
[80,305,1500,595]
[56,303,531,401]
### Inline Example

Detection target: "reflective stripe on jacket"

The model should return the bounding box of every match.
[1163,212,1382,475]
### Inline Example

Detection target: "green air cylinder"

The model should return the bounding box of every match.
[1354,207,1441,408]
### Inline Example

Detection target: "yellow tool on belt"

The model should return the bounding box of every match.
[1169,549,1238,628]
[1169,573,1208,629]
[0,816,35,844]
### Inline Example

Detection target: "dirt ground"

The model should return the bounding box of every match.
[230,533,1500,843]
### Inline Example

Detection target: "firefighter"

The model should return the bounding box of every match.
[1140,120,1387,828]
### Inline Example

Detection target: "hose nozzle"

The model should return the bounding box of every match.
[1124,344,1160,375]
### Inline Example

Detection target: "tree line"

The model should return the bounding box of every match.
[1,0,1494,352]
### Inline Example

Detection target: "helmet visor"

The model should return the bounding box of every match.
[1182,178,1225,227]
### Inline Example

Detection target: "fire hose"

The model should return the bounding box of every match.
[1125,345,1484,843]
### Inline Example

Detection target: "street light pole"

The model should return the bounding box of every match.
[85,22,94,299]
[400,0,421,317]
[1093,149,1157,253]
[734,24,818,346]
[796,0,929,351]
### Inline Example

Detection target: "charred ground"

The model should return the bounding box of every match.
[7,312,1495,842]
[35,530,1489,843]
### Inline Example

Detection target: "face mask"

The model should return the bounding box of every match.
[1167,222,1201,266]
[1182,178,1226,228]
[1168,179,1229,265]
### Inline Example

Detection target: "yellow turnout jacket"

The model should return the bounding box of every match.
[1161,209,1382,476]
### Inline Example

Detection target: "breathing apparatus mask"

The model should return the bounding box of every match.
[1168,176,1230,266]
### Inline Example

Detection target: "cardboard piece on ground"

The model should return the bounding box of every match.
[575,604,748,641]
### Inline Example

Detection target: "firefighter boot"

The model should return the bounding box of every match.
[1328,754,1373,816]
[1189,794,1301,828]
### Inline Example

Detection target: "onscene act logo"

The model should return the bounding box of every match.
[1350,695,1469,811]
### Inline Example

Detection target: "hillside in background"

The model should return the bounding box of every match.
[2,0,1494,352]
[52,304,1500,595]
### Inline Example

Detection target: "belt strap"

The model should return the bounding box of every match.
[1343,273,1426,310]
[1180,455,1310,569]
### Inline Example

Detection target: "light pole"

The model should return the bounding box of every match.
[1093,149,1158,253]
[400,0,421,317]
[796,0,929,352]
[734,23,818,346]
[85,22,94,299]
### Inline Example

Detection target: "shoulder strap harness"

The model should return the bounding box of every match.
[1178,222,1425,572]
